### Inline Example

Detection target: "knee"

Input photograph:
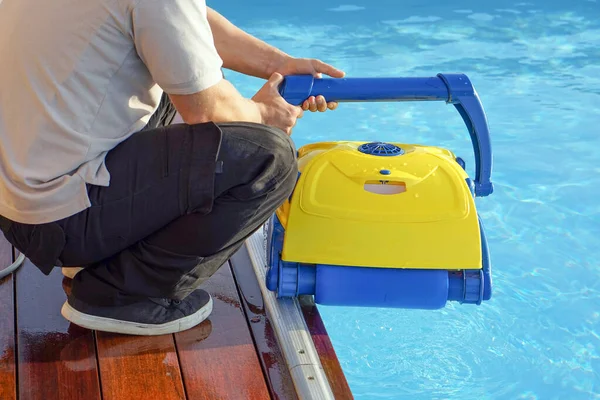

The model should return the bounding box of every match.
[220,121,295,162]
[217,122,298,197]
[256,125,297,174]
[261,128,297,200]
[259,127,297,199]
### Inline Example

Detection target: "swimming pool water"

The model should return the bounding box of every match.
[213,0,600,398]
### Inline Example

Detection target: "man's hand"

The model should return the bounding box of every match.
[205,8,344,112]
[270,57,345,112]
[252,73,304,135]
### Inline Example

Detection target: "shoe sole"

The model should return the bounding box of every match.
[60,296,213,336]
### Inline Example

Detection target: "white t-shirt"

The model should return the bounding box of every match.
[0,0,224,224]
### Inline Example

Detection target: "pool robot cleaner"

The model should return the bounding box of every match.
[265,73,494,310]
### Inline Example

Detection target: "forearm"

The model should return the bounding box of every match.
[206,7,290,79]
[202,97,263,125]
[169,80,263,125]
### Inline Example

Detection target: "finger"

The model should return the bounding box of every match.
[302,99,309,110]
[267,72,284,88]
[316,95,327,112]
[312,59,345,78]
[308,96,318,112]
[327,101,339,110]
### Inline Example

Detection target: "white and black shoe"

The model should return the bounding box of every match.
[61,289,213,335]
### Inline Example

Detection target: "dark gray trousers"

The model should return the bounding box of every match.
[0,95,298,306]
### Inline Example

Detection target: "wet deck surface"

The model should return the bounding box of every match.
[0,236,353,400]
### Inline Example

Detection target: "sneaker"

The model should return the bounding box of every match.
[60,289,213,335]
[62,266,84,279]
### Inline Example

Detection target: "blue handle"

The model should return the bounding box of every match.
[278,73,493,197]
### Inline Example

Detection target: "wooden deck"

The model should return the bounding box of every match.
[0,236,353,400]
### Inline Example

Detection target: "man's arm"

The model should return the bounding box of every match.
[132,0,338,127]
[132,0,273,125]
[171,73,302,135]
[169,79,263,125]
[206,7,290,80]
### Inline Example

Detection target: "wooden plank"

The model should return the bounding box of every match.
[300,298,354,400]
[95,331,186,400]
[230,247,299,400]
[175,263,271,400]
[16,259,101,400]
[0,237,16,400]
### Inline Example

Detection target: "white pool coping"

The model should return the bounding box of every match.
[245,226,335,400]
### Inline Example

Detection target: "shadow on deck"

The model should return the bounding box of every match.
[0,236,352,400]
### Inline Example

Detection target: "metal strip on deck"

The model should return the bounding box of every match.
[230,248,300,400]
[245,229,337,400]
[299,298,354,399]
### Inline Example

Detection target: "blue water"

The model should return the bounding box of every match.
[212,0,600,398]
